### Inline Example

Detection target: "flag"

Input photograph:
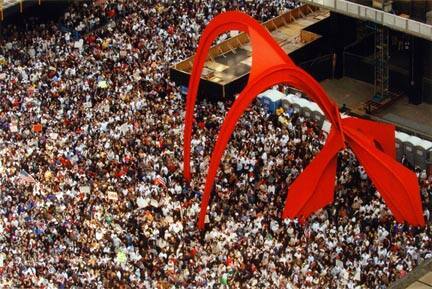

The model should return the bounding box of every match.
[16,170,35,185]
[153,176,167,189]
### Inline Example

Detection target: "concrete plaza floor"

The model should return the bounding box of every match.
[321,77,432,140]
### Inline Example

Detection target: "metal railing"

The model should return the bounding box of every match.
[301,0,432,41]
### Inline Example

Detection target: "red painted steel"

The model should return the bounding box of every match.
[183,11,424,229]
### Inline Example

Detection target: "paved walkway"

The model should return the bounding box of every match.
[376,98,432,138]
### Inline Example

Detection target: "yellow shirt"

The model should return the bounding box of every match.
[276,107,284,116]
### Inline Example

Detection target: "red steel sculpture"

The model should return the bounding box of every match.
[183,11,425,230]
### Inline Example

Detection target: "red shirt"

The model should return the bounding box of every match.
[106,9,116,18]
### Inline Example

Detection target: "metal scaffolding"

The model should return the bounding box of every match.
[372,0,391,102]
[373,24,389,101]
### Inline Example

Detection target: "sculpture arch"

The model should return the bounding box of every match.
[183,11,342,181]
[183,11,424,229]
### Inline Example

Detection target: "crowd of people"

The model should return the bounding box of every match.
[0,0,431,288]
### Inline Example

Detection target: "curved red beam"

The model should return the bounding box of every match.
[183,11,342,181]
[183,11,425,229]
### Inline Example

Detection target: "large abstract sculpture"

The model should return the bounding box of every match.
[183,11,425,230]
